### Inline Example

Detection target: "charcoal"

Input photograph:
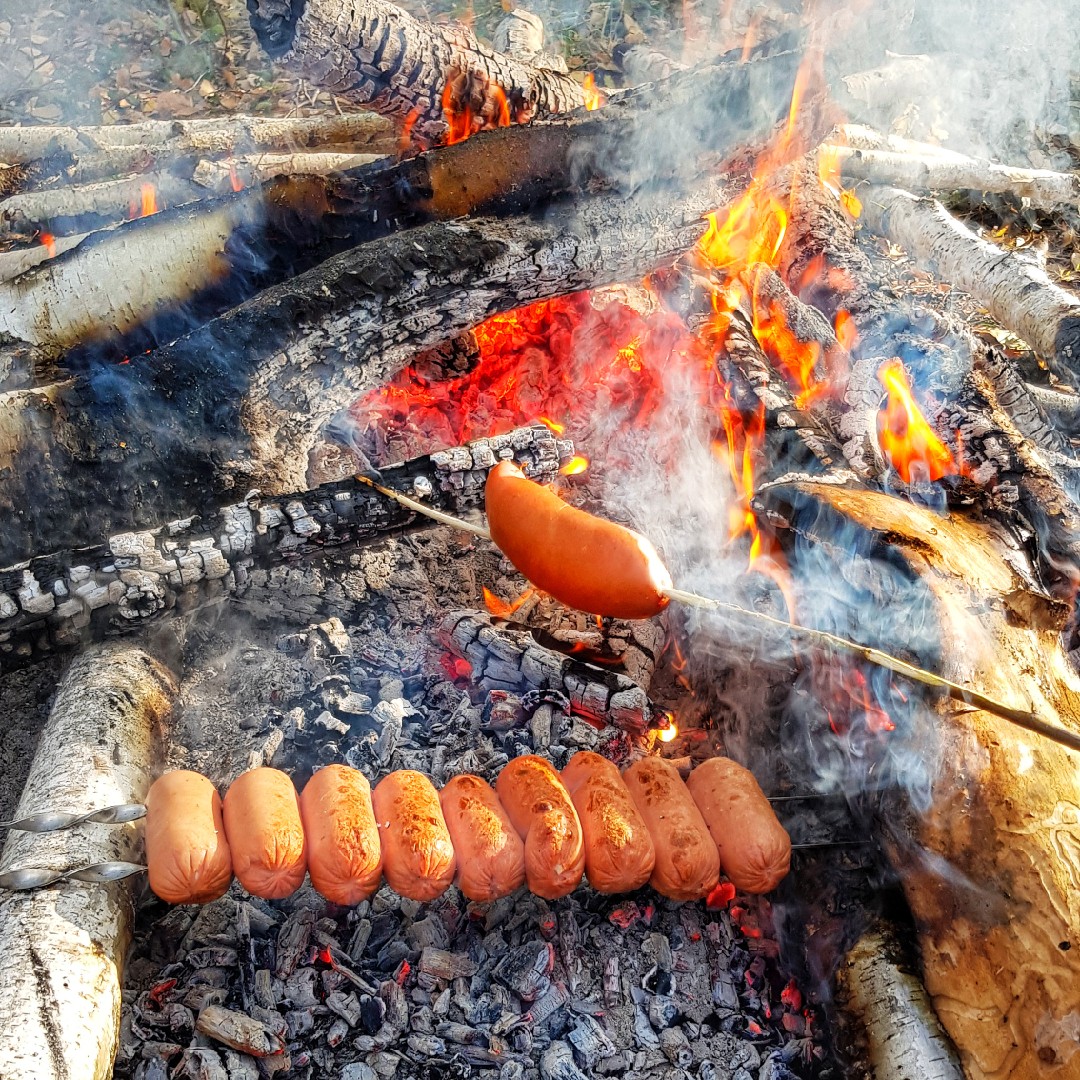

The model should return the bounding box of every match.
[187,948,240,970]
[187,967,233,989]
[648,996,680,1030]
[540,1041,589,1080]
[436,1021,485,1046]
[281,968,321,1008]
[134,1059,170,1080]
[139,1041,184,1060]
[183,987,229,1012]
[659,1027,693,1068]
[603,956,621,1008]
[494,942,553,1001]
[221,1050,259,1080]
[274,909,315,979]
[340,1064,379,1080]
[327,991,364,1027]
[567,1015,616,1061]
[380,979,409,1030]
[348,919,373,961]
[498,1062,526,1080]
[407,1033,447,1055]
[369,1051,403,1078]
[408,917,450,951]
[174,1049,228,1080]
[286,1010,316,1039]
[411,1005,435,1033]
[419,946,478,980]
[328,1017,351,1047]
[527,981,569,1025]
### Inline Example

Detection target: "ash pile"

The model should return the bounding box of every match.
[114,531,827,1080]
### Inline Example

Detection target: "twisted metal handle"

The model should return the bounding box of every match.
[0,862,147,891]
[0,803,146,833]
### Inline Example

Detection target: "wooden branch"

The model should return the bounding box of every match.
[0,426,568,672]
[859,185,1080,379]
[0,113,396,164]
[829,146,1080,213]
[781,481,1080,1080]
[248,0,585,141]
[0,642,175,1080]
[491,10,567,73]
[0,169,742,566]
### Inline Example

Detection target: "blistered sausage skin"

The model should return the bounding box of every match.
[622,756,720,901]
[496,755,585,899]
[484,461,672,620]
[439,774,526,902]
[222,767,307,900]
[145,770,233,905]
[300,764,383,906]
[686,757,791,894]
[371,771,456,902]
[562,751,656,895]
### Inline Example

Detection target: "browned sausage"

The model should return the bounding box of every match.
[484,460,672,619]
[144,770,233,905]
[439,774,526,902]
[222,767,307,900]
[299,764,383,906]
[561,751,656,894]
[495,755,585,899]
[371,771,456,901]
[622,756,719,901]
[685,757,791,894]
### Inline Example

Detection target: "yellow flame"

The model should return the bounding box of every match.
[559,455,589,476]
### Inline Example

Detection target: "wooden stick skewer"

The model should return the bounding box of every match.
[363,475,1080,756]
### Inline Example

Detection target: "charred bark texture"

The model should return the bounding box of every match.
[247,0,585,141]
[0,170,743,568]
[0,426,568,672]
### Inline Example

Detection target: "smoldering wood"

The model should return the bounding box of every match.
[829,145,1080,213]
[0,231,85,284]
[780,481,1080,1080]
[0,642,175,1080]
[834,921,964,1080]
[1,48,803,356]
[0,168,746,567]
[491,10,567,73]
[247,0,586,142]
[438,610,664,734]
[614,44,689,85]
[0,426,567,672]
[0,114,396,165]
[859,185,1080,379]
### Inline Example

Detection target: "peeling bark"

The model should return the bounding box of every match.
[0,642,175,1080]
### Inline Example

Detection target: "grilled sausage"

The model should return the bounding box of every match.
[686,757,791,894]
[622,756,719,901]
[562,751,656,894]
[371,771,456,901]
[145,770,233,905]
[484,460,672,619]
[495,755,585,899]
[439,774,526,902]
[222,767,307,900]
[300,764,383,906]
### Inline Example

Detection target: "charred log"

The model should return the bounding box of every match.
[0,426,568,672]
[0,170,744,567]
[0,642,175,1080]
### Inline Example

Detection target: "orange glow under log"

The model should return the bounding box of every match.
[877,358,958,484]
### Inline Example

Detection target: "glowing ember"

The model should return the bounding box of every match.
[877,358,958,484]
[582,73,605,111]
[39,232,57,258]
[228,161,243,193]
[442,81,511,145]
[538,416,565,435]
[655,722,679,743]
[834,309,859,352]
[559,455,589,476]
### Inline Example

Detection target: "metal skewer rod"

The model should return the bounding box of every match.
[0,803,147,832]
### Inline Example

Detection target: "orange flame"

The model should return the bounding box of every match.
[656,723,679,743]
[582,73,605,111]
[229,162,243,193]
[877,359,958,484]
[538,416,565,435]
[483,585,535,619]
[129,183,160,219]
[816,145,862,218]
[442,81,512,145]
[559,455,589,476]
[39,232,56,258]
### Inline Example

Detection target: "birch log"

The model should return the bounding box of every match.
[859,185,1080,379]
[780,481,1080,1080]
[0,643,175,1080]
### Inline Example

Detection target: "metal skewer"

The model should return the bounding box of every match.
[0,803,147,832]
[0,862,147,891]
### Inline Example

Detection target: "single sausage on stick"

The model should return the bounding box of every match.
[686,757,791,894]
[222,767,307,900]
[484,460,672,620]
[439,774,526,902]
[495,754,585,899]
[145,770,233,905]
[300,764,383,906]
[371,770,456,902]
[622,756,720,901]
[562,751,656,895]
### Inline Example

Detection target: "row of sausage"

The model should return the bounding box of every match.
[145,752,791,908]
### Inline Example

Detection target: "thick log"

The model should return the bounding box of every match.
[829,145,1080,213]
[0,425,569,672]
[777,481,1080,1080]
[247,0,585,141]
[859,185,1080,379]
[0,48,802,353]
[0,169,743,567]
[0,642,175,1080]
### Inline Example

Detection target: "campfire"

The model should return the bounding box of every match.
[2,1,1080,1079]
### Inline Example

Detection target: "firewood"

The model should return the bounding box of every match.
[828,146,1080,213]
[777,480,1080,1080]
[0,642,175,1080]
[491,10,567,73]
[0,425,567,672]
[0,169,744,566]
[248,0,585,143]
[0,231,85,283]
[859,185,1080,379]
